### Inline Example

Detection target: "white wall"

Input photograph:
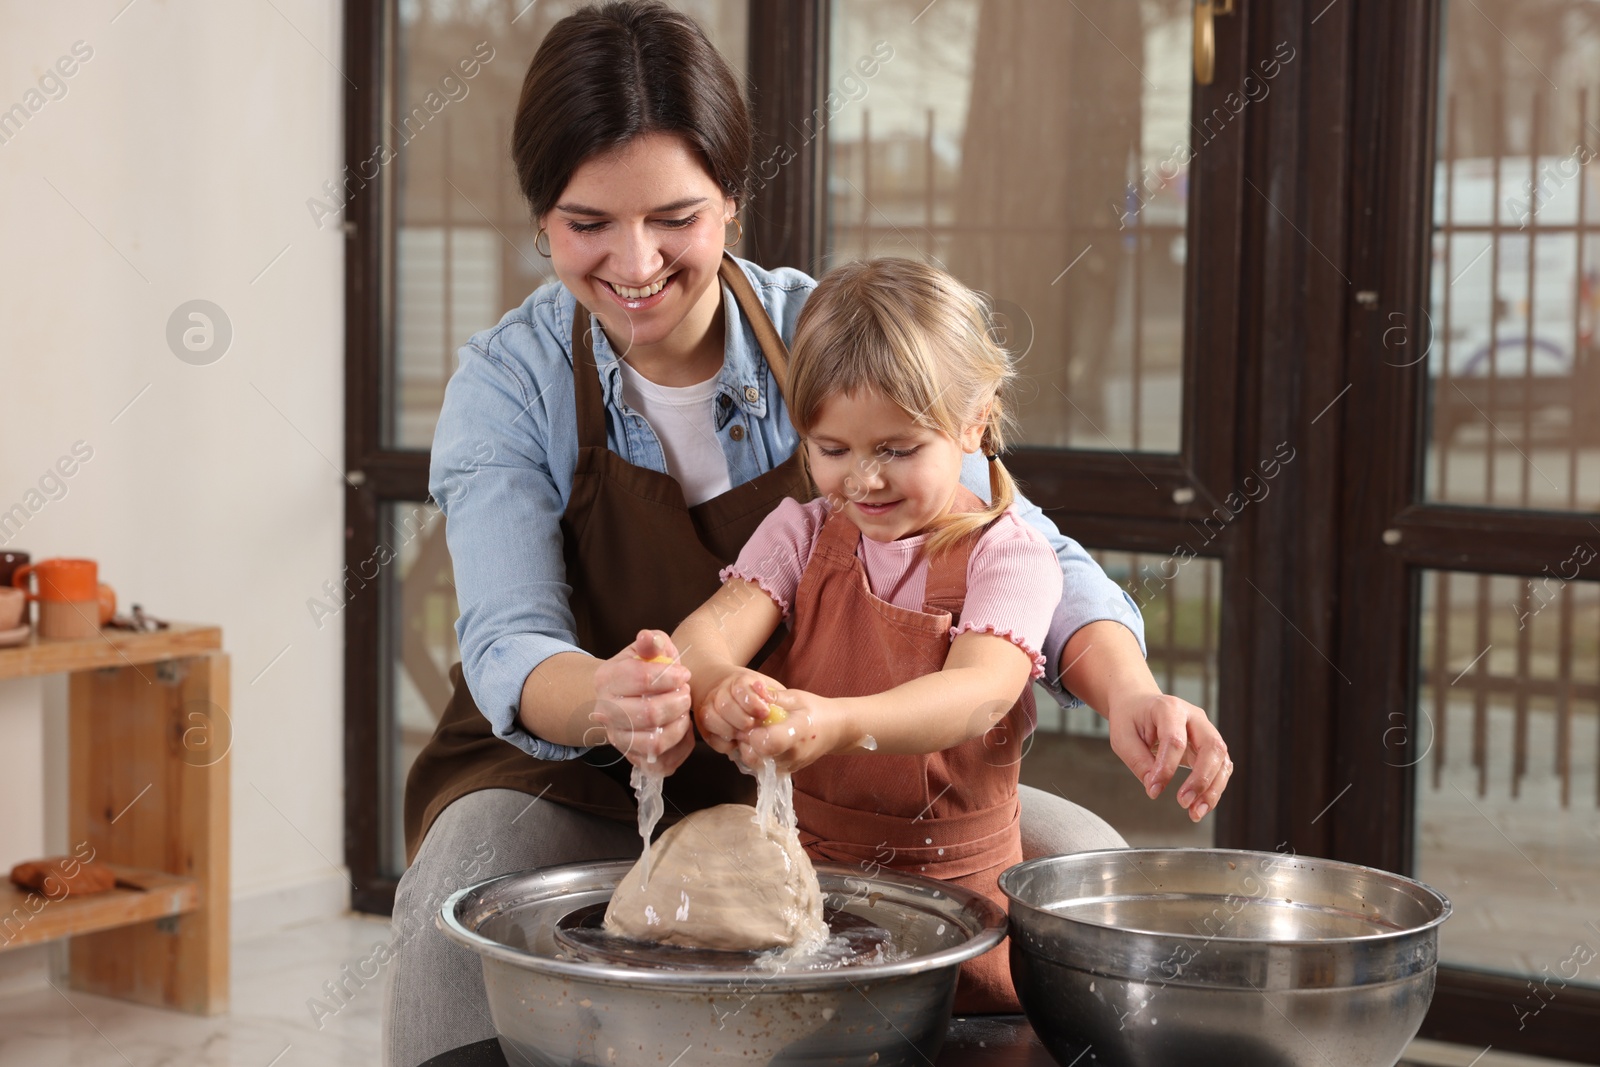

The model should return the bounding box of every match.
[0,0,349,952]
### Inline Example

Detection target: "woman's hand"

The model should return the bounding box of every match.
[735,688,854,775]
[695,667,785,757]
[1058,621,1233,823]
[588,630,696,774]
[1106,691,1233,823]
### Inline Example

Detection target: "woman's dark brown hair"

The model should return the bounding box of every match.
[512,0,751,220]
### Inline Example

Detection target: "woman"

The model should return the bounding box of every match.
[386,3,1232,1063]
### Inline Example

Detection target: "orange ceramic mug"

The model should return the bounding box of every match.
[12,559,115,638]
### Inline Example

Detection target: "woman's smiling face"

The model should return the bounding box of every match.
[540,131,733,360]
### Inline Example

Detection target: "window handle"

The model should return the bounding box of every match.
[1194,0,1235,86]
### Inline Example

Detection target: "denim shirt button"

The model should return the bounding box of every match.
[743,385,760,403]
[729,425,746,441]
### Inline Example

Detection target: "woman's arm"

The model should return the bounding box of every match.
[976,457,1234,820]
[433,328,592,756]
[433,321,692,765]
[520,635,694,770]
[960,453,1149,707]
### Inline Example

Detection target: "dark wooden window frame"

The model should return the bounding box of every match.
[343,0,397,916]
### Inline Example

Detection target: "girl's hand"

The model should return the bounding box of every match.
[696,668,785,757]
[589,630,696,774]
[735,688,854,775]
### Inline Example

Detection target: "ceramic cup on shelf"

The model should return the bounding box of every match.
[0,550,29,592]
[0,587,25,631]
[11,558,114,640]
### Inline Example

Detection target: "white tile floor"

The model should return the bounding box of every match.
[0,913,1589,1067]
[0,914,391,1066]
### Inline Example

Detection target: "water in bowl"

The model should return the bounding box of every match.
[1044,891,1405,940]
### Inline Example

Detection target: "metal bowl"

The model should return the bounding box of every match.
[999,849,1451,1067]
[440,860,1007,1067]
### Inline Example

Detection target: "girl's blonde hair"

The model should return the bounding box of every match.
[788,257,1018,556]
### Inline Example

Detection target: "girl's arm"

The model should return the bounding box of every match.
[683,498,825,749]
[674,579,783,695]
[737,513,1058,771]
[740,632,1034,768]
[673,579,787,752]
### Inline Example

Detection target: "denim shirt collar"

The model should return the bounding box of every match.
[560,275,772,422]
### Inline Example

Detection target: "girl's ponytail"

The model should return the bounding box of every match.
[925,403,1016,557]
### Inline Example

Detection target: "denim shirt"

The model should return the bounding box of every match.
[428,255,1147,760]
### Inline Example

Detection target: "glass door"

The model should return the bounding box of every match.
[1416,0,1600,1050]
[1339,0,1600,1057]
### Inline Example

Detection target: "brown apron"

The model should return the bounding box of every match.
[762,501,1032,1014]
[404,255,808,864]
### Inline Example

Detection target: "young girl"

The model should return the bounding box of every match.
[672,257,1065,1013]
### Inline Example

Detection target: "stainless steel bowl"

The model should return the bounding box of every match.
[440,860,1007,1066]
[999,849,1451,1067]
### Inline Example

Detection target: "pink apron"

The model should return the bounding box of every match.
[762,502,1032,1013]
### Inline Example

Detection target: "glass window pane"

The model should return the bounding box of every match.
[1024,550,1221,847]
[1414,568,1600,988]
[1424,1,1600,511]
[386,1,748,449]
[380,501,459,878]
[823,1,1193,452]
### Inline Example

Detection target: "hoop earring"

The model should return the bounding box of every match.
[724,216,743,247]
[534,228,552,258]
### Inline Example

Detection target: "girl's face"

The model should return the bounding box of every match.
[541,132,733,357]
[805,388,985,543]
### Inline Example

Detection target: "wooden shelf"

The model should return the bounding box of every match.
[0,865,199,952]
[1,623,230,1012]
[0,623,220,681]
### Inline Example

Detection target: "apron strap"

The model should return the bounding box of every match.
[813,502,862,560]
[922,537,975,623]
[569,254,793,453]
[570,300,608,451]
[718,252,791,400]
[922,487,990,621]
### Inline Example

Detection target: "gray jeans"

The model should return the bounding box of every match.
[382,784,1126,1066]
